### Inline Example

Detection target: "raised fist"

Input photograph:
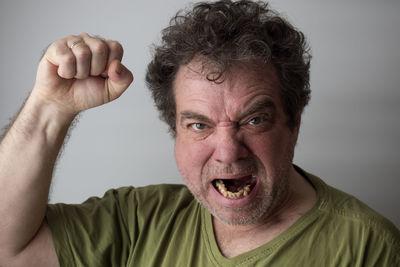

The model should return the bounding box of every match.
[32,33,133,115]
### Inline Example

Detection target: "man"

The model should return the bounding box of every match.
[0,0,399,266]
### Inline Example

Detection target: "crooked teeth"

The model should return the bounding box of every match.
[215,179,251,199]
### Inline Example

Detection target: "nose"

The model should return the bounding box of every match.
[211,126,249,164]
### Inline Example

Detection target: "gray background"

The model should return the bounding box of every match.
[0,0,399,229]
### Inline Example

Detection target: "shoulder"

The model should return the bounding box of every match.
[308,171,398,230]
[48,184,194,223]
[300,168,400,260]
[132,184,194,209]
[112,184,197,220]
[133,184,192,200]
[94,184,193,205]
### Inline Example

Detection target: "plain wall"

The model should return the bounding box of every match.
[0,0,399,228]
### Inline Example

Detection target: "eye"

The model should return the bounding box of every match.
[249,117,262,125]
[190,123,207,131]
[246,113,272,127]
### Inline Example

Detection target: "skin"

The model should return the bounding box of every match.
[174,60,317,258]
[0,33,133,266]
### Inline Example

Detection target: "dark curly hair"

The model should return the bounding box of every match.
[146,0,311,136]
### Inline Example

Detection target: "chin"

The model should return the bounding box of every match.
[191,188,275,226]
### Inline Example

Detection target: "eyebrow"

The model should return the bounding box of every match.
[179,111,214,126]
[180,98,275,125]
[179,99,275,126]
[237,98,276,122]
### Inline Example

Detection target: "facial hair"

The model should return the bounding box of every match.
[184,153,294,226]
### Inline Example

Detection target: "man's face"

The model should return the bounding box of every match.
[174,61,299,226]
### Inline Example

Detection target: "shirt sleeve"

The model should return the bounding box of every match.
[46,187,136,267]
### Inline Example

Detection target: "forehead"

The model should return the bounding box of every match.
[173,60,282,116]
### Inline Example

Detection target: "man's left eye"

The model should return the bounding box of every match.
[249,117,262,125]
[248,114,271,126]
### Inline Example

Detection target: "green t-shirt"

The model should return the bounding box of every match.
[46,169,400,266]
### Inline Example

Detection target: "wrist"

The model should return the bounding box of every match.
[16,91,77,146]
[29,88,78,122]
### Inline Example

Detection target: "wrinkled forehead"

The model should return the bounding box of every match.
[173,58,284,122]
[173,58,280,96]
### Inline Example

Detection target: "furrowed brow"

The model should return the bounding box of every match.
[180,111,214,126]
[238,98,275,121]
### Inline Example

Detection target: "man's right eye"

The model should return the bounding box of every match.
[190,123,207,131]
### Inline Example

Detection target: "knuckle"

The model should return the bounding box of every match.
[52,39,65,50]
[75,48,91,61]
[92,41,107,56]
[52,39,64,48]
[62,54,76,65]
[47,40,65,56]
[55,46,74,62]
[79,32,90,38]
[65,34,77,41]
[109,41,123,55]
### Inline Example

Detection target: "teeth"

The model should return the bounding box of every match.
[215,179,252,199]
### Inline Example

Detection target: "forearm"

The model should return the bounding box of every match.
[0,92,75,257]
[0,33,132,266]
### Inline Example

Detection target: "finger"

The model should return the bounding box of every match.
[67,37,91,79]
[106,60,134,101]
[45,38,76,79]
[101,40,124,77]
[81,33,109,76]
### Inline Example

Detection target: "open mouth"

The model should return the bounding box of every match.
[212,175,257,199]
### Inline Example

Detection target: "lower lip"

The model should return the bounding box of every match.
[210,179,259,207]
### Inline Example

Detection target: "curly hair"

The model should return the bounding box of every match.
[146,0,311,135]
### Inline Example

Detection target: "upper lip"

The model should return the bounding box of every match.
[210,173,255,181]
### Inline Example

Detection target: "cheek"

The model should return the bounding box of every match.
[174,137,213,182]
[246,131,295,167]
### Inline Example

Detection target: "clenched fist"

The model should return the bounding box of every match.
[32,33,134,116]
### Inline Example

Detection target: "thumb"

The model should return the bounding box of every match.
[106,60,134,101]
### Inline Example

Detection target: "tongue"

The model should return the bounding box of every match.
[223,176,253,192]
